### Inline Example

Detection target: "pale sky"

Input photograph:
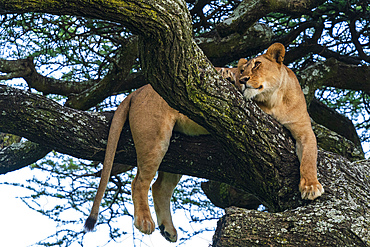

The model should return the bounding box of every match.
[0,167,217,247]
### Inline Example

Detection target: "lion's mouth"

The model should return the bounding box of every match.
[244,84,263,90]
[240,84,262,100]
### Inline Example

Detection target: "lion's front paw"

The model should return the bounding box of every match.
[134,214,155,235]
[219,68,236,83]
[299,178,324,200]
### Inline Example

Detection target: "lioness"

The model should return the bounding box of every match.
[84,43,323,242]
[233,43,323,201]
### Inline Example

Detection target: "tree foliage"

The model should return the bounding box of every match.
[0,0,369,246]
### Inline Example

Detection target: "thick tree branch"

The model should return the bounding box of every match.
[0,133,49,174]
[0,57,98,95]
[195,23,273,66]
[0,57,32,80]
[318,59,370,92]
[286,44,364,65]
[0,0,365,210]
[312,121,363,161]
[0,84,361,173]
[299,58,370,106]
[216,0,326,37]
[1,1,369,245]
[0,81,363,207]
[1,85,369,245]
[213,154,370,246]
[0,141,50,174]
[0,84,301,212]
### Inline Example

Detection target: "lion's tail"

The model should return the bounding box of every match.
[84,93,133,231]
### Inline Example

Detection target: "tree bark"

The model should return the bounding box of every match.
[0,0,369,245]
[299,58,370,105]
[1,85,297,211]
[215,0,326,37]
[196,23,273,66]
[0,140,50,174]
[213,154,370,246]
[1,85,369,245]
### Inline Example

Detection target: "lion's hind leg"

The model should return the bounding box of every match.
[152,171,182,242]
[130,116,176,236]
[132,148,166,235]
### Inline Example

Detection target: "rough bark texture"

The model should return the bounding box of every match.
[312,122,363,162]
[1,85,369,245]
[0,140,50,174]
[0,0,369,245]
[1,56,362,152]
[0,85,298,211]
[298,58,370,106]
[213,154,370,246]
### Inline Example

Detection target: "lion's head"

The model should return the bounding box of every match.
[236,43,286,102]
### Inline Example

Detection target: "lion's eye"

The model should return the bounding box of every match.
[253,61,261,69]
[240,69,244,74]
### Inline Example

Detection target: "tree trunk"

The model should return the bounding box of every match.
[0,0,369,245]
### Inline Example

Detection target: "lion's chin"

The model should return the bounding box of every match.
[241,86,260,100]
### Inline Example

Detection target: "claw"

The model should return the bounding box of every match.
[134,215,155,235]
[300,180,324,200]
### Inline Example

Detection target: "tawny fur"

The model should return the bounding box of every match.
[84,84,209,242]
[235,43,323,200]
[85,43,323,242]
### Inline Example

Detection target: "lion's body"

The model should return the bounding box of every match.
[85,43,323,242]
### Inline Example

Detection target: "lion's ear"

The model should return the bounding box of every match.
[265,43,285,64]
[237,58,248,70]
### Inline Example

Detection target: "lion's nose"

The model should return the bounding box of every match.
[239,76,250,84]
